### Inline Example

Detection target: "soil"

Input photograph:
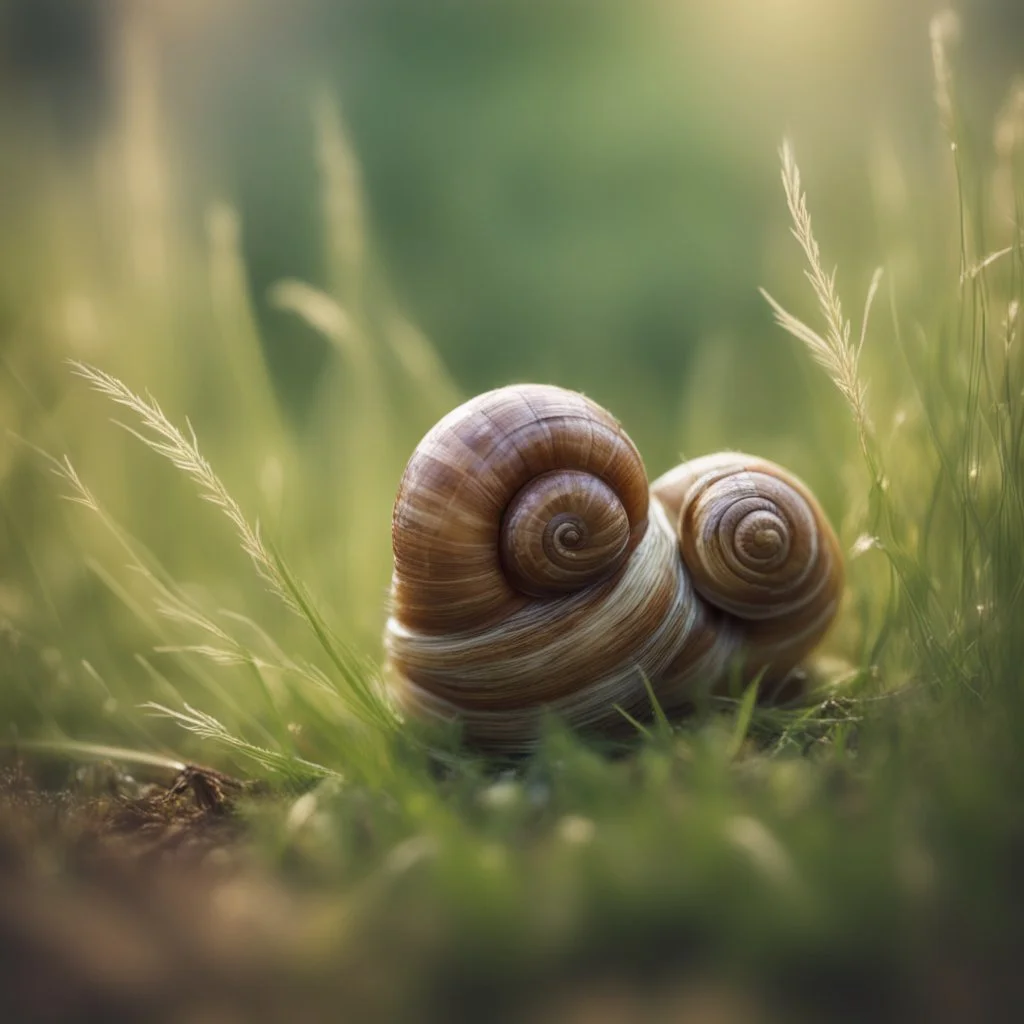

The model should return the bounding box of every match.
[0,758,311,1024]
[0,759,791,1024]
[3,756,1020,1024]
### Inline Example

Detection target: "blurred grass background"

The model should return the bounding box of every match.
[2,3,1024,1018]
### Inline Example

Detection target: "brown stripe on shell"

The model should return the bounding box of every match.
[731,546,844,676]
[652,598,740,712]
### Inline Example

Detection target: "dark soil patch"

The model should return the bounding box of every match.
[0,759,256,867]
[0,759,308,1024]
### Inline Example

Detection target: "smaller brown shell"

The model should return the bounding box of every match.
[652,453,844,679]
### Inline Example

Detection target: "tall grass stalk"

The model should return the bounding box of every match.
[759,11,1024,720]
[68,361,399,741]
[69,361,294,610]
[34,445,333,764]
[760,144,882,481]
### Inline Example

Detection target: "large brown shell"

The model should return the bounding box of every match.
[389,385,649,633]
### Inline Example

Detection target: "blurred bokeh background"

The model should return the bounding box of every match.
[5,8,1024,1020]
[1,0,1023,738]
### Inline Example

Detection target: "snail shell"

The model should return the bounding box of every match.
[651,452,845,682]
[385,385,843,752]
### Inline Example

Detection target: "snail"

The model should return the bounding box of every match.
[384,384,844,752]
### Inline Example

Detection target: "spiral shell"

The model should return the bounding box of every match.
[385,385,843,752]
[389,385,649,632]
[651,453,844,679]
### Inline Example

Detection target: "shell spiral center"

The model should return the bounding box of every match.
[723,500,791,574]
[501,470,632,596]
[682,468,826,617]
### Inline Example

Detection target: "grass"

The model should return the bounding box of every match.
[2,9,1024,1021]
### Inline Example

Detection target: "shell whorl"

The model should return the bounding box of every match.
[386,386,843,751]
[389,384,649,634]
[500,470,634,597]
[651,453,844,679]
